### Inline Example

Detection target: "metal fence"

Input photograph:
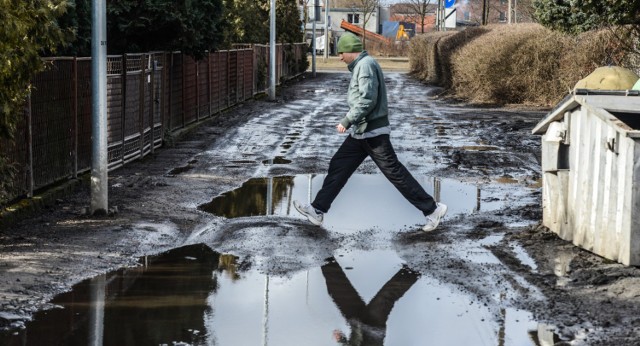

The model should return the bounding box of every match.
[0,43,307,204]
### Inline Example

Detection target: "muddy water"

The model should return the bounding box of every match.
[198,174,524,232]
[0,244,548,346]
[0,174,554,346]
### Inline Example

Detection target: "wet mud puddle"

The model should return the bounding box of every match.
[198,174,530,231]
[0,245,551,346]
[1,175,555,346]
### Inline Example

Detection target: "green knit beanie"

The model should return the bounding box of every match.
[337,33,363,53]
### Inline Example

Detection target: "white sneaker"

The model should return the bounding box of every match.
[293,200,324,226]
[422,203,447,232]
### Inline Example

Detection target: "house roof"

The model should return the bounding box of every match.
[331,0,363,8]
[390,14,436,24]
[389,3,438,15]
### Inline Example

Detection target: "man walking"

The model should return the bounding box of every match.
[294,33,447,232]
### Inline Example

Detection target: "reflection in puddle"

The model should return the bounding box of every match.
[0,245,559,346]
[496,176,519,184]
[437,145,501,152]
[512,243,539,272]
[0,244,216,346]
[199,176,296,218]
[553,250,576,287]
[262,156,292,165]
[198,174,515,231]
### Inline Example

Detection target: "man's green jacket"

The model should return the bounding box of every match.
[339,51,390,135]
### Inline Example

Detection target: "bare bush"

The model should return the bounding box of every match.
[436,27,489,89]
[558,29,639,93]
[451,24,568,105]
[409,24,639,106]
[408,32,452,84]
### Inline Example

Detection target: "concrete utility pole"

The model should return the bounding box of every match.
[269,0,276,100]
[91,0,108,214]
[324,0,329,61]
[482,0,489,25]
[312,1,317,77]
[437,0,444,31]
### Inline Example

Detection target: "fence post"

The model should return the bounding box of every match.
[244,50,247,100]
[182,53,186,128]
[72,57,78,178]
[227,51,231,107]
[160,53,167,141]
[140,53,146,158]
[26,93,33,198]
[121,54,127,167]
[167,53,173,133]
[195,56,200,122]
[239,51,243,102]
[208,52,212,117]
[253,46,257,96]
[149,54,155,154]
[238,51,242,102]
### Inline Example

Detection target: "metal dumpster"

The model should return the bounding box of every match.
[532,89,640,266]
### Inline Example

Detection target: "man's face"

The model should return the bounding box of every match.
[339,52,359,64]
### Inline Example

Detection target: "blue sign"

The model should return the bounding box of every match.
[445,0,456,8]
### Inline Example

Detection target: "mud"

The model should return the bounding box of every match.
[1,72,639,345]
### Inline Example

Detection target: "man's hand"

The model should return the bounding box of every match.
[336,124,347,133]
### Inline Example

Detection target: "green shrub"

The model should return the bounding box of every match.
[0,153,17,206]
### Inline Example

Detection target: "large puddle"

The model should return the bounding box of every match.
[0,244,556,346]
[0,174,553,345]
[198,174,528,232]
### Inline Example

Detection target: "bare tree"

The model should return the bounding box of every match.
[345,0,381,49]
[512,0,536,23]
[300,0,312,40]
[403,0,435,34]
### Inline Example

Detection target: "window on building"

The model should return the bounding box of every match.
[348,14,360,24]
[499,11,506,22]
[464,11,470,21]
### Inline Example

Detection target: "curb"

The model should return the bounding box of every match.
[0,178,85,230]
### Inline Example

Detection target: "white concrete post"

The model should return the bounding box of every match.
[324,0,329,60]
[91,0,108,214]
[269,0,277,100]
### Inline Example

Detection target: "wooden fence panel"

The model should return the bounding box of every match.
[30,59,75,188]
[106,56,124,168]
[183,56,198,125]
[77,58,93,173]
[169,53,184,131]
[198,58,210,119]
[1,44,307,206]
[243,50,254,100]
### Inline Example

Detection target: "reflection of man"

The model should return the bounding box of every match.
[321,258,420,345]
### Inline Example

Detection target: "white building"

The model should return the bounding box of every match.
[303,0,385,54]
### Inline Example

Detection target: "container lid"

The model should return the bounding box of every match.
[532,91,640,136]
[574,66,639,91]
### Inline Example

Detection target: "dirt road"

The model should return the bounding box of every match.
[1,72,639,345]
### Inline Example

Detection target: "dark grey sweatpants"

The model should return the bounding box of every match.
[311,134,437,216]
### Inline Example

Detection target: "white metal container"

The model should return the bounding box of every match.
[532,90,640,266]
